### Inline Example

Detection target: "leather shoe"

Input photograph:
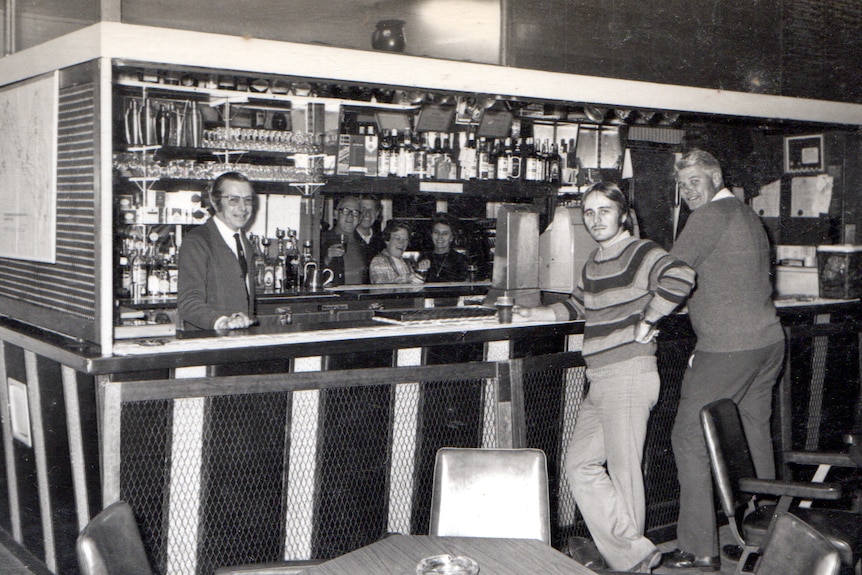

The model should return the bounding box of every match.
[661,549,720,571]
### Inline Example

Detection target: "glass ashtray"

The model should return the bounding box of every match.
[416,554,479,575]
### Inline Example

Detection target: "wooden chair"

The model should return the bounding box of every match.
[76,501,153,575]
[755,512,840,575]
[429,447,551,545]
[701,399,862,574]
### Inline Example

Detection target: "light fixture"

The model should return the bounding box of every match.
[614,108,632,121]
[661,111,680,125]
[584,106,607,123]
[637,110,657,124]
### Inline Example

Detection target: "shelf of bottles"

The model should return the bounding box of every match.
[116,223,311,304]
[117,225,180,302]
[112,66,600,201]
[247,228,311,295]
[326,101,576,202]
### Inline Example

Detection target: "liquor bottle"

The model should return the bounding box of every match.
[540,139,551,182]
[261,237,275,293]
[461,130,477,180]
[275,229,287,292]
[445,132,459,180]
[276,228,286,257]
[477,137,490,180]
[414,132,428,179]
[118,255,132,298]
[158,252,171,296]
[166,252,180,294]
[487,139,499,180]
[365,123,378,177]
[426,132,440,178]
[388,129,400,177]
[297,240,313,286]
[275,256,286,293]
[399,130,414,177]
[147,252,162,297]
[548,142,562,183]
[131,249,148,299]
[525,137,539,181]
[377,127,391,177]
[509,138,523,181]
[250,234,265,290]
[496,137,511,180]
[284,228,298,291]
[567,138,577,170]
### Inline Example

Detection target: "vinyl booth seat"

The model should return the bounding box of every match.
[429,447,552,545]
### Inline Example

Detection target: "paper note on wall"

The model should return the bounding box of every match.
[751,179,780,218]
[790,174,833,218]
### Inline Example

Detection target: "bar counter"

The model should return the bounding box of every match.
[0,298,860,575]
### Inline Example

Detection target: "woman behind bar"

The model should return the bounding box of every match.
[516,182,695,572]
[370,220,425,284]
[416,212,470,282]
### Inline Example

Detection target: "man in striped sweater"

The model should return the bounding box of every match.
[518,181,695,572]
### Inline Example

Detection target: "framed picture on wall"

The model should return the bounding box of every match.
[784,134,824,174]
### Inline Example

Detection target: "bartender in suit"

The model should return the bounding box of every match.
[178,171,257,330]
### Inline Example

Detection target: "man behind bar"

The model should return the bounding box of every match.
[178,171,257,331]
[321,195,368,285]
[517,181,694,572]
[662,150,785,572]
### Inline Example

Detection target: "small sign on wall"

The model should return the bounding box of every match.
[7,378,31,447]
[784,134,824,174]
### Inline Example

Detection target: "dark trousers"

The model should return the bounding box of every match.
[671,340,785,557]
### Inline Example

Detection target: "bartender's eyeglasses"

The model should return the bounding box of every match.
[225,196,254,207]
[338,208,362,217]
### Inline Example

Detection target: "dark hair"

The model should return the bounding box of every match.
[430,212,459,233]
[209,171,252,213]
[382,219,412,242]
[582,180,634,234]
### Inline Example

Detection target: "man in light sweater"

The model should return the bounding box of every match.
[518,181,694,572]
[662,150,785,572]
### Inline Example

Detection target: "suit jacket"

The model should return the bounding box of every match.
[177,217,255,330]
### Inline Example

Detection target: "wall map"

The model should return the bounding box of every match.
[0,72,57,263]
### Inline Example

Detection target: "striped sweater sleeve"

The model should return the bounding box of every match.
[641,248,696,324]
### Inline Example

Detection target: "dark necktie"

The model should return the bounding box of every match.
[234,232,248,278]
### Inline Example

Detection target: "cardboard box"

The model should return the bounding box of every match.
[775,265,819,298]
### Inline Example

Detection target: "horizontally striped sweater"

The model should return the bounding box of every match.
[549,233,695,369]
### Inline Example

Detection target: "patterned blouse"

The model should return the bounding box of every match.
[370,252,419,284]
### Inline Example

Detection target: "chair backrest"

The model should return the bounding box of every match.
[755,512,840,575]
[76,501,153,575]
[700,398,758,519]
[428,447,551,545]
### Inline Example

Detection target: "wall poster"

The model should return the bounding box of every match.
[0,72,58,263]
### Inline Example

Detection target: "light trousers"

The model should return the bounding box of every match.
[566,356,660,571]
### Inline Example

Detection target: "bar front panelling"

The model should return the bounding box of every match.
[0,80,96,340]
